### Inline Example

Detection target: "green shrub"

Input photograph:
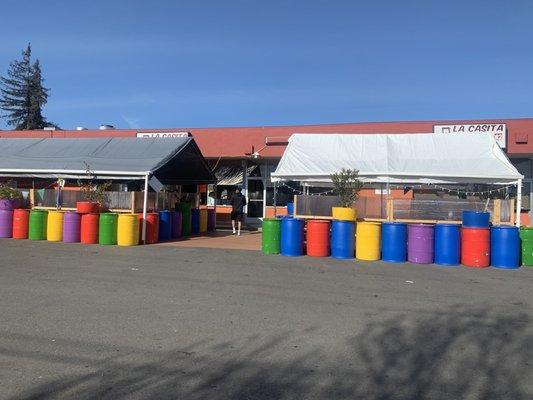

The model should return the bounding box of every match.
[0,184,23,200]
[330,168,363,208]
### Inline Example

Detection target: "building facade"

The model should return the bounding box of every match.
[2,118,533,222]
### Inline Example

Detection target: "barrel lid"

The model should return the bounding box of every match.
[435,223,460,227]
[491,225,518,230]
[382,221,406,226]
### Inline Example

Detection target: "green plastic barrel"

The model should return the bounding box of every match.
[28,210,48,240]
[520,227,533,266]
[99,213,118,245]
[179,203,192,236]
[262,218,282,254]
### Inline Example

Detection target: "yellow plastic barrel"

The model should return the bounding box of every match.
[47,211,64,242]
[199,209,208,233]
[356,221,381,261]
[332,207,357,221]
[117,214,139,246]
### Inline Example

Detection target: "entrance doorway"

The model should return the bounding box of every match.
[246,177,265,222]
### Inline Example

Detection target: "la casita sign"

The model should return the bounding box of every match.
[433,123,506,148]
[136,131,191,138]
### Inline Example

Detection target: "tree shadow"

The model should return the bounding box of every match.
[7,305,533,400]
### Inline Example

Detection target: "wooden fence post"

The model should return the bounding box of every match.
[386,198,394,221]
[131,192,136,214]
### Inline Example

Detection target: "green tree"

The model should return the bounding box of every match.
[330,168,364,208]
[0,43,50,129]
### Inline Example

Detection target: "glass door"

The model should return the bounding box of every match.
[246,177,264,219]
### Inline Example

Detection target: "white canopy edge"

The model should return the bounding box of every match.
[0,169,150,180]
[271,133,523,185]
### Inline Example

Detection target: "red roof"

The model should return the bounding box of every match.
[2,118,533,157]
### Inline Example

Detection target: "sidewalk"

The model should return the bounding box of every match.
[155,230,261,251]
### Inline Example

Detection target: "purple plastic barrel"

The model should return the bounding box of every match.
[207,209,216,232]
[171,211,182,238]
[63,212,81,243]
[408,224,435,264]
[0,209,13,238]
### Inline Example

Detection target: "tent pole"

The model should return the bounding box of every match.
[142,174,149,244]
[214,183,217,230]
[273,181,277,217]
[516,179,522,227]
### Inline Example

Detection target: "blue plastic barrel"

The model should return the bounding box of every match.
[280,217,304,256]
[287,202,294,215]
[331,220,355,259]
[491,226,520,269]
[462,211,490,228]
[381,222,407,263]
[158,210,172,241]
[434,224,460,266]
[191,209,200,235]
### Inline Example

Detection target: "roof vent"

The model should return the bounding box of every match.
[76,126,88,131]
[99,124,115,130]
[43,126,56,131]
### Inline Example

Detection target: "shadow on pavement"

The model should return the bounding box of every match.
[6,305,533,400]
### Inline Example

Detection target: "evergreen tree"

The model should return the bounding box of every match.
[0,44,50,129]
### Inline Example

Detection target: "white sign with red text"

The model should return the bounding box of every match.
[136,131,191,138]
[433,124,506,148]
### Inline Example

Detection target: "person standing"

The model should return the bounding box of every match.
[230,188,246,235]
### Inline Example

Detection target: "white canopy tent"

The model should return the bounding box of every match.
[271,133,524,225]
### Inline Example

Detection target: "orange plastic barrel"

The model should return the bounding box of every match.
[12,209,29,239]
[137,212,159,244]
[80,213,99,244]
[306,220,331,257]
[461,227,490,268]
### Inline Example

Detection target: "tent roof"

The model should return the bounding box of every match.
[0,137,216,183]
[271,133,523,184]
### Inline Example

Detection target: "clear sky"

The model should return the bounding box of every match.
[0,0,532,130]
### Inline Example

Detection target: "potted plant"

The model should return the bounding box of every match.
[77,164,111,214]
[330,168,363,221]
[0,184,23,210]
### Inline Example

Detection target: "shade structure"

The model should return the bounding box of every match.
[271,133,523,185]
[0,137,216,184]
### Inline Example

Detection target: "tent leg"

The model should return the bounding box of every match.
[214,183,217,230]
[273,182,277,217]
[516,179,522,227]
[142,174,149,244]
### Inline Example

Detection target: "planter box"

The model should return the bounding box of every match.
[76,201,100,214]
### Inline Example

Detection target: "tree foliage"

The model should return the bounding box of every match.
[77,163,112,205]
[0,184,23,200]
[330,168,363,208]
[0,43,50,129]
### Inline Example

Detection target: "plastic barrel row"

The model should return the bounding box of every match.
[0,206,216,245]
[262,217,523,268]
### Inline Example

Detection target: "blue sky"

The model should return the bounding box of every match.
[1,0,532,130]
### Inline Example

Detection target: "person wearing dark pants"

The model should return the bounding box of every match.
[230,188,246,235]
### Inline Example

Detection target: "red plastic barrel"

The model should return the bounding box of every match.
[138,212,159,244]
[12,209,29,239]
[461,227,490,268]
[80,213,99,244]
[306,220,330,257]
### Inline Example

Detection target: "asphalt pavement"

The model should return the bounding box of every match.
[1,239,532,400]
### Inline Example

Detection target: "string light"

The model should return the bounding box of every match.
[279,181,514,197]
[279,182,334,196]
